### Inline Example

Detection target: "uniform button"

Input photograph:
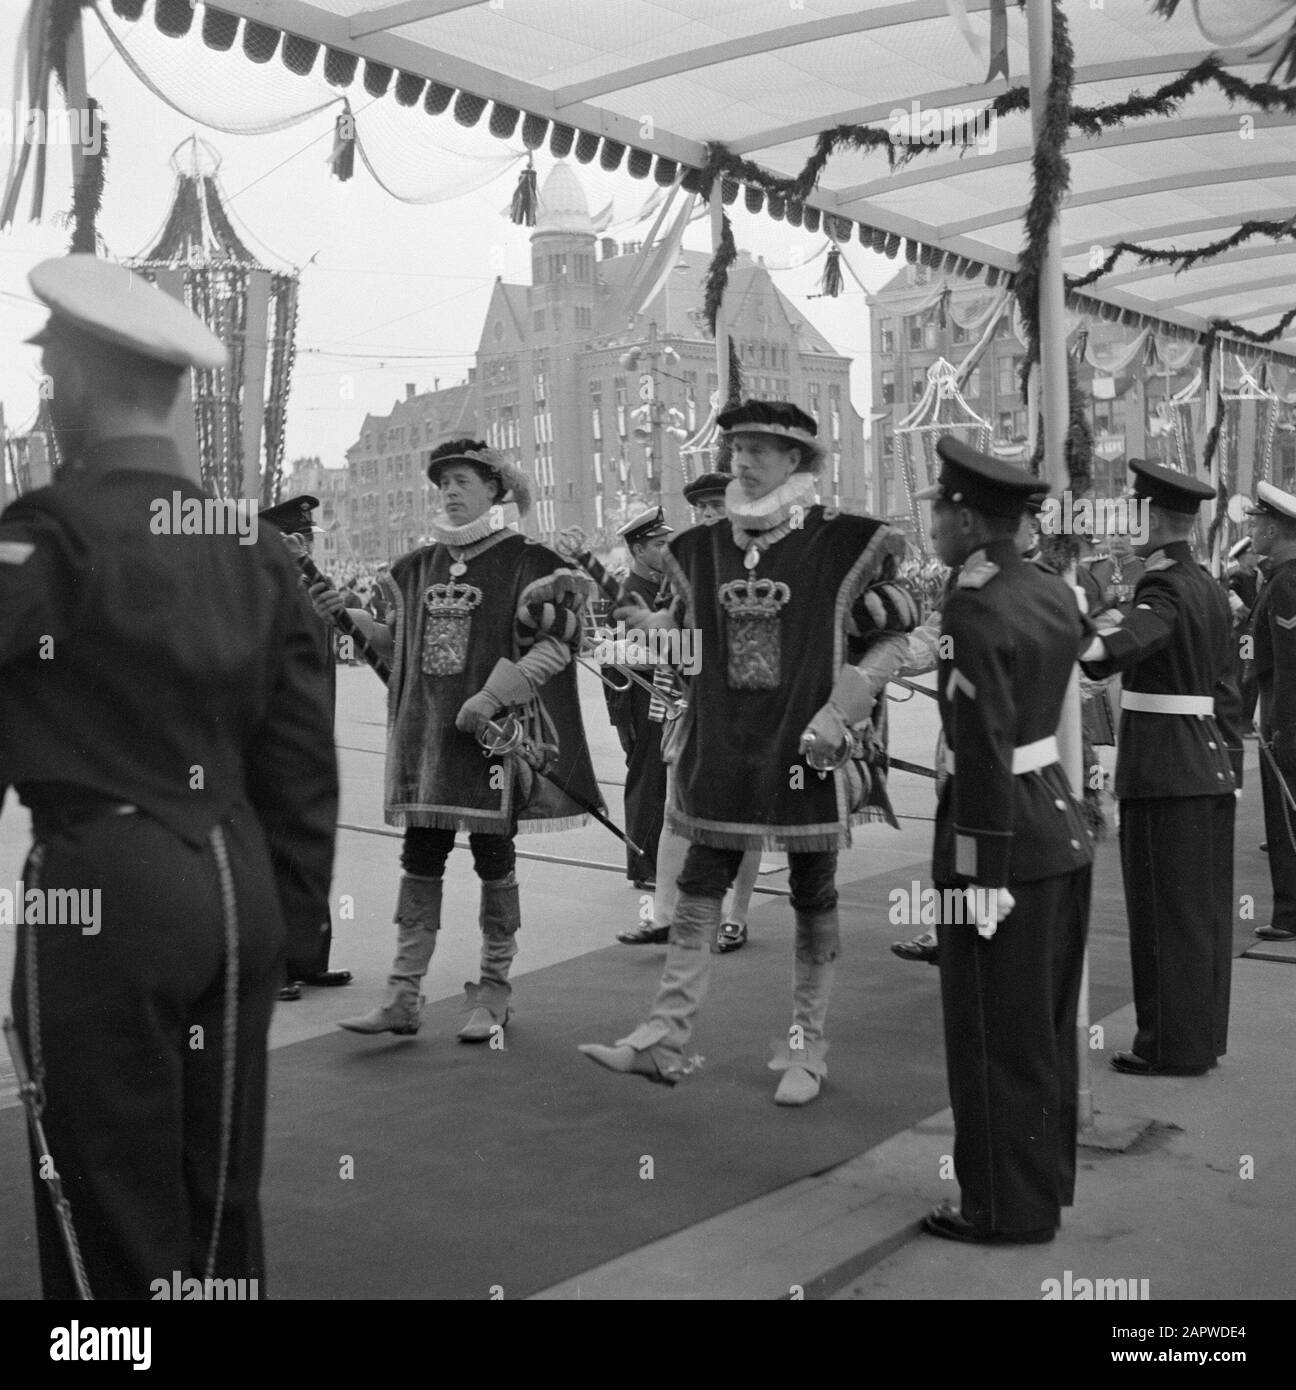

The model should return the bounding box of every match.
[1070,839,1082,850]
[1054,798,1066,810]
[1208,741,1217,749]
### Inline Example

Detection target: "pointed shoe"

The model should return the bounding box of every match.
[577,1043,677,1087]
[773,1066,822,1106]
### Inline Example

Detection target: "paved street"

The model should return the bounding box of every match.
[3,662,1290,1305]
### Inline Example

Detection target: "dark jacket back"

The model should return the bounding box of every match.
[0,448,338,955]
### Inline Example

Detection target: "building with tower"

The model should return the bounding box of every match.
[342,161,867,561]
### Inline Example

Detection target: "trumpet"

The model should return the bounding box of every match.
[576,626,689,721]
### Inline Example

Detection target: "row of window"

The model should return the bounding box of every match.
[533,498,558,535]
[533,306,593,332]
[879,357,1021,406]
[533,251,594,285]
[741,341,791,371]
[878,311,973,356]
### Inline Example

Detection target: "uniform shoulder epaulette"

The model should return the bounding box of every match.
[956,559,1000,590]
[1144,553,1177,573]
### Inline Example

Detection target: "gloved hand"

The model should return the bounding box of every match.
[455,691,500,737]
[455,658,535,736]
[798,703,851,768]
[970,886,1015,940]
[799,665,874,767]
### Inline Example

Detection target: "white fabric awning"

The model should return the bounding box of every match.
[121,1,1296,356]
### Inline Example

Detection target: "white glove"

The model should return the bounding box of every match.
[970,886,1015,940]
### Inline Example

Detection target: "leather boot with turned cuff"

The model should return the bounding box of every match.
[458,873,520,1042]
[769,909,839,1105]
[579,890,718,1085]
[338,876,442,1036]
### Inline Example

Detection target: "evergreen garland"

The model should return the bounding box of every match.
[714,54,1296,216]
[1071,215,1296,289]
[1151,0,1296,85]
[1015,1,1074,400]
[703,211,737,336]
[68,99,106,254]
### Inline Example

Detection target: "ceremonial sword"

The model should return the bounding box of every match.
[290,542,643,856]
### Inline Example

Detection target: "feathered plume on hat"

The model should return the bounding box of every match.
[426,438,532,516]
[715,399,826,472]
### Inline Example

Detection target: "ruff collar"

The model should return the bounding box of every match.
[725,473,818,535]
[429,504,520,547]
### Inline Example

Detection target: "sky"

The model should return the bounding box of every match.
[0,2,901,475]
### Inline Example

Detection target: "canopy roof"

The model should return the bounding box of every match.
[137,1,1296,358]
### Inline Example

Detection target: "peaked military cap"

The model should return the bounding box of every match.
[26,254,228,370]
[683,471,732,506]
[1128,457,1215,515]
[716,399,826,468]
[616,505,673,545]
[915,436,1049,517]
[260,494,320,536]
[1244,480,1296,522]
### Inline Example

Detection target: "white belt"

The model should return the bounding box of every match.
[1121,691,1214,717]
[946,736,1058,778]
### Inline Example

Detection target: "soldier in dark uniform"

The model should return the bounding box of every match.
[1081,458,1241,1076]
[258,494,353,1000]
[607,507,673,889]
[1087,532,1146,620]
[1226,539,1262,734]
[1244,482,1296,942]
[1,255,337,1298]
[914,439,1093,1244]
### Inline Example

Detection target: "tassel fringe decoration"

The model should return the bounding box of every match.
[510,157,538,226]
[329,104,355,182]
[819,243,843,298]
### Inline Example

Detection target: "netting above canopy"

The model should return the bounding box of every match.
[89,0,1296,364]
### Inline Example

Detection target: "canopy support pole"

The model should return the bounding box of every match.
[1028,0,1095,1133]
